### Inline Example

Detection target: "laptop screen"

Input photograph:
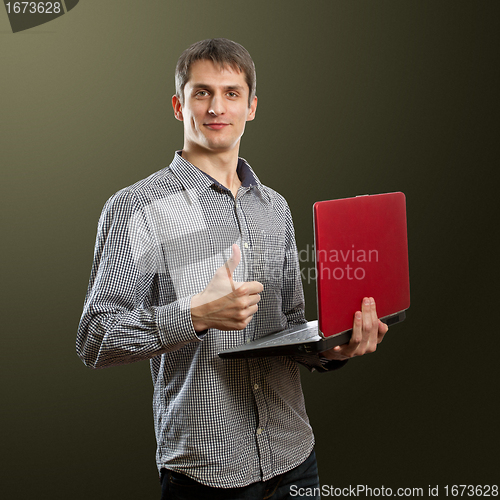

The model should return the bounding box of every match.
[313,192,410,337]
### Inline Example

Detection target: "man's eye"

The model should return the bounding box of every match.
[227,92,238,98]
[195,91,209,97]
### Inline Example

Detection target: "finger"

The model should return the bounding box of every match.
[352,310,363,344]
[245,293,262,307]
[379,319,389,335]
[337,310,362,357]
[231,303,259,330]
[223,261,235,292]
[225,244,241,275]
[320,346,349,361]
[232,286,261,307]
[368,297,386,348]
[365,297,380,352]
[232,281,263,299]
[361,297,374,335]
[377,319,389,343]
[350,298,374,356]
[332,341,357,359]
[246,280,264,294]
[370,297,378,330]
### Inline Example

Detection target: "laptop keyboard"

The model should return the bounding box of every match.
[255,327,321,346]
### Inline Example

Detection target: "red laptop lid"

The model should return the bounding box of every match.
[314,192,410,337]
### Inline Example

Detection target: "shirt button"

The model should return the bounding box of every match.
[244,242,249,249]
[254,384,259,390]
[256,428,263,435]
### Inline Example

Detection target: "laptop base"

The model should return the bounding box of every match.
[218,311,405,359]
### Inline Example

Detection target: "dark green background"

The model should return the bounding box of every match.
[1,1,498,498]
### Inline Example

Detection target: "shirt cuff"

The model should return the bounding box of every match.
[293,353,349,373]
[155,296,204,351]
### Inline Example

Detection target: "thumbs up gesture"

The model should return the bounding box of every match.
[190,244,263,332]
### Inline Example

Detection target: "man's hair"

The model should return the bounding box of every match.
[175,38,256,107]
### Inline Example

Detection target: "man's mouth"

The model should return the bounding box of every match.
[205,123,229,130]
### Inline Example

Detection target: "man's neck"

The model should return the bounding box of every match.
[181,147,242,197]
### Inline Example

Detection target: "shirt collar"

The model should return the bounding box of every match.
[236,158,260,188]
[169,151,262,194]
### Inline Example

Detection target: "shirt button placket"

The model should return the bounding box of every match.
[250,361,270,476]
[235,197,255,341]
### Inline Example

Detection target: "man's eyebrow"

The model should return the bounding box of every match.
[190,83,246,92]
[224,85,245,91]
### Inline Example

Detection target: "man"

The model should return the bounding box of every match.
[77,38,388,499]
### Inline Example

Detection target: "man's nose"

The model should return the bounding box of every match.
[208,95,226,116]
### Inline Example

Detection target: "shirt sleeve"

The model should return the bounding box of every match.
[281,201,307,328]
[76,190,202,369]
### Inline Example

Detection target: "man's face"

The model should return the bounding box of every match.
[172,59,257,156]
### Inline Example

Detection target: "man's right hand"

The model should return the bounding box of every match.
[190,244,263,332]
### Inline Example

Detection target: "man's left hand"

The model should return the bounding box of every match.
[320,297,389,361]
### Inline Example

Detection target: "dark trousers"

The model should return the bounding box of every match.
[160,449,320,499]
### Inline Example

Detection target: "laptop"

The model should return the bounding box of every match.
[218,192,410,359]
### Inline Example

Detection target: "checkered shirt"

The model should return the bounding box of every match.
[77,152,344,488]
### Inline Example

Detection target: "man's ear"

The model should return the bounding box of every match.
[172,95,184,121]
[246,96,258,122]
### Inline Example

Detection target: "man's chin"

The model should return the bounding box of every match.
[203,140,241,154]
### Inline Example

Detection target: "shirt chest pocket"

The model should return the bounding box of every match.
[254,232,286,288]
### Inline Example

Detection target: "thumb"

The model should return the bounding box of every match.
[224,244,241,275]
